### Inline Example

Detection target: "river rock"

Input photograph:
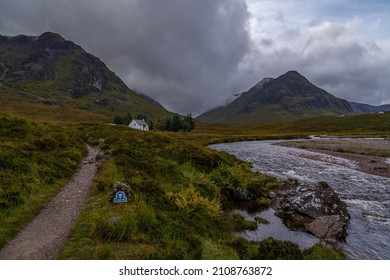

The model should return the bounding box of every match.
[233,188,254,201]
[272,181,350,240]
[306,215,347,239]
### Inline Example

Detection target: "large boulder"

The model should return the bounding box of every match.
[306,215,347,240]
[272,181,350,240]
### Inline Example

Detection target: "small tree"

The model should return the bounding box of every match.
[183,113,195,132]
[113,112,134,125]
[113,115,125,124]
[171,113,181,132]
[124,112,133,124]
[159,113,195,132]
[165,117,172,131]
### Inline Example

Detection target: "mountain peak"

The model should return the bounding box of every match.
[285,70,303,76]
[197,71,353,124]
[279,70,309,82]
[250,77,273,91]
[34,31,78,50]
[0,31,170,119]
[38,32,65,41]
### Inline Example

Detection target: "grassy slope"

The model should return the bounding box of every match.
[59,124,274,259]
[0,48,171,121]
[183,112,390,146]
[0,90,109,123]
[0,113,86,248]
[56,124,341,260]
[2,111,373,259]
[270,112,390,136]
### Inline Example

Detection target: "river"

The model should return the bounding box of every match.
[209,140,390,260]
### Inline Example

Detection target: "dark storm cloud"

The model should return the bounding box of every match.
[294,21,390,105]
[2,0,390,113]
[0,0,251,115]
[240,10,390,106]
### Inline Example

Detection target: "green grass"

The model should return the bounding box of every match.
[1,47,171,123]
[57,123,344,260]
[0,111,360,259]
[59,124,276,259]
[176,112,390,146]
[0,90,110,123]
[303,244,344,260]
[0,113,86,248]
[264,112,390,136]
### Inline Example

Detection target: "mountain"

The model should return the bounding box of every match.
[0,32,170,121]
[349,101,390,114]
[197,71,353,124]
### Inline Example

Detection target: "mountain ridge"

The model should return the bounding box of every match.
[197,71,354,124]
[0,31,170,120]
[349,101,390,114]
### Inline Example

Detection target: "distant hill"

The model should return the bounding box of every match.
[0,32,170,120]
[197,71,353,124]
[349,101,390,114]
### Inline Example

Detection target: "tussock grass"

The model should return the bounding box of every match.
[59,124,282,259]
[0,113,86,248]
[0,111,352,259]
[58,124,340,260]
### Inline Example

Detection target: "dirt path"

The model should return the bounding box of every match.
[0,145,100,260]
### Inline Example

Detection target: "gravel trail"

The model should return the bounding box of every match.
[0,145,99,260]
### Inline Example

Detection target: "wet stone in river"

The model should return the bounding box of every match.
[272,181,350,240]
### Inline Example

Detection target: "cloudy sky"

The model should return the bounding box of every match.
[1,0,390,115]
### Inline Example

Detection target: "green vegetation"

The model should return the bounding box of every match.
[0,90,109,123]
[2,33,387,260]
[232,213,258,231]
[0,113,86,248]
[55,123,341,260]
[254,216,270,224]
[113,112,196,132]
[175,112,390,146]
[2,110,366,259]
[228,238,343,260]
[59,124,281,259]
[303,244,344,260]
[158,113,195,132]
[268,112,390,136]
[0,33,171,122]
[113,113,135,125]
[112,113,152,126]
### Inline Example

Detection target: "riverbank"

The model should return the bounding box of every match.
[209,140,390,259]
[276,138,390,178]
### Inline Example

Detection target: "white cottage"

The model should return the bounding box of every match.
[129,119,149,131]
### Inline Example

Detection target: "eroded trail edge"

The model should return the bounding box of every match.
[0,145,99,260]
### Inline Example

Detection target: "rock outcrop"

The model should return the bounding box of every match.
[272,180,350,240]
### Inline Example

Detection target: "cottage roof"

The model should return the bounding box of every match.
[133,119,148,127]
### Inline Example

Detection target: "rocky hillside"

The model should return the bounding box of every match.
[0,32,170,120]
[197,71,354,124]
